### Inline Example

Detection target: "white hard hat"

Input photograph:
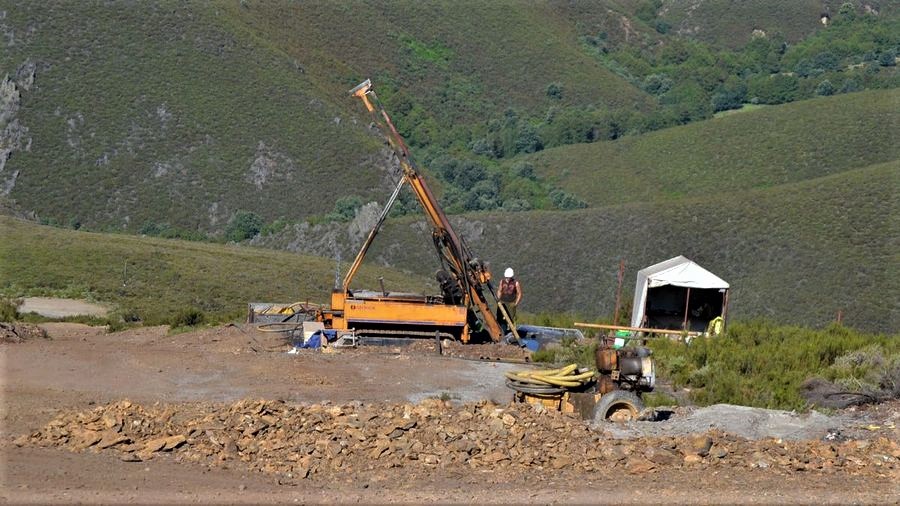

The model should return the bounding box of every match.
[504,268,514,278]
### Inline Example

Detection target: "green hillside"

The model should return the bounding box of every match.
[345,160,898,333]
[0,216,430,325]
[0,2,384,232]
[0,0,651,232]
[525,90,900,205]
[658,0,899,48]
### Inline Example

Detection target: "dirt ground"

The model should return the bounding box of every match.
[1,323,898,504]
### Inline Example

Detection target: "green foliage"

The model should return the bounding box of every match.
[816,79,836,96]
[546,82,563,100]
[401,35,453,65]
[642,391,679,407]
[649,321,898,410]
[261,218,289,237]
[325,197,363,223]
[0,298,20,322]
[826,344,900,397]
[548,189,587,210]
[225,211,264,242]
[170,307,206,328]
[531,338,598,370]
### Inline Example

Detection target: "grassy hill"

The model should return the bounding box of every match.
[334,160,898,333]
[0,216,430,325]
[525,90,900,205]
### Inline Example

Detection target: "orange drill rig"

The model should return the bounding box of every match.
[315,79,516,344]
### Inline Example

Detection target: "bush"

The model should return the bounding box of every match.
[642,74,673,96]
[826,344,900,399]
[549,188,587,210]
[225,211,264,241]
[650,321,899,410]
[170,307,206,327]
[0,298,20,322]
[324,196,362,223]
[546,82,563,100]
[816,79,835,96]
[840,78,862,93]
[531,338,597,370]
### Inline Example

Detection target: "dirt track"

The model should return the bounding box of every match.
[2,323,898,504]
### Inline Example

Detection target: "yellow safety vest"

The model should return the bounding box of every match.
[707,316,724,336]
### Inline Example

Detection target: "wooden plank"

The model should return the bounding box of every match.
[573,322,701,337]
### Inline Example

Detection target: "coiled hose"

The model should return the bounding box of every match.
[505,363,596,395]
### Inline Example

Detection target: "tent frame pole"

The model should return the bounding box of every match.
[722,289,730,331]
[682,287,692,330]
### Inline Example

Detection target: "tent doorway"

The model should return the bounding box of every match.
[645,285,726,332]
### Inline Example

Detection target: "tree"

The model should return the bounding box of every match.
[642,74,673,95]
[815,79,835,96]
[514,124,543,154]
[225,211,264,242]
[813,52,839,72]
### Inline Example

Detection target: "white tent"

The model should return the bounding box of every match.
[630,256,730,331]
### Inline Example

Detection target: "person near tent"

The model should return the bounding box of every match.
[496,267,522,333]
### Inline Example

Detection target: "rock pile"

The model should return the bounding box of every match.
[18,399,898,483]
[0,322,47,343]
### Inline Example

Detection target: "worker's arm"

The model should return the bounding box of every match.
[515,280,523,305]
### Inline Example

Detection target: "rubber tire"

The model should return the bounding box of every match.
[593,390,644,422]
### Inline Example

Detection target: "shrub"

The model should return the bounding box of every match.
[816,79,835,96]
[650,321,899,410]
[324,197,362,223]
[546,82,563,100]
[511,162,537,181]
[826,344,900,399]
[549,188,587,210]
[531,338,597,370]
[0,298,20,322]
[840,78,862,93]
[642,74,673,95]
[225,210,264,241]
[170,307,206,327]
[514,124,543,154]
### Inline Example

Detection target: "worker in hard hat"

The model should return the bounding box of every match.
[496,267,523,334]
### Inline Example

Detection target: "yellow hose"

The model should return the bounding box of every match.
[505,363,596,389]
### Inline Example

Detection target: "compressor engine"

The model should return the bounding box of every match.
[595,346,656,394]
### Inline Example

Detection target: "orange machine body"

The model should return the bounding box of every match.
[324,290,470,342]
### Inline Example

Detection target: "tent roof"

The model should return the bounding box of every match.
[638,255,729,290]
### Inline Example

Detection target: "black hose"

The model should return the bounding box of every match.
[505,379,565,395]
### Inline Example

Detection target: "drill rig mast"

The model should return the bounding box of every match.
[318,79,509,343]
